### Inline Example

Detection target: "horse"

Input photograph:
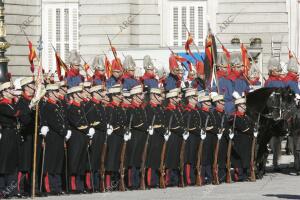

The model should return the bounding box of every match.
[246,87,297,178]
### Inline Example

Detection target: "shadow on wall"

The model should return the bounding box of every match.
[263,194,300,199]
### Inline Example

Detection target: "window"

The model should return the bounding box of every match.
[161,1,207,47]
[42,3,78,72]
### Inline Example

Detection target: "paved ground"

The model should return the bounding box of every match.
[29,154,299,200]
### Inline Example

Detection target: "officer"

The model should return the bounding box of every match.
[0,81,20,198]
[66,85,95,194]
[91,56,106,86]
[106,59,123,89]
[16,77,38,197]
[126,85,147,189]
[165,55,182,91]
[183,88,202,185]
[198,92,215,184]
[164,88,184,186]
[264,57,285,88]
[231,97,254,181]
[230,52,250,96]
[88,85,107,191]
[66,50,84,88]
[211,92,229,183]
[145,88,165,187]
[105,84,127,190]
[215,53,235,114]
[141,55,159,89]
[122,55,139,91]
[39,83,72,195]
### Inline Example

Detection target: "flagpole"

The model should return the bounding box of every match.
[32,36,43,199]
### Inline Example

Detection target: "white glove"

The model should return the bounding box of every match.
[201,133,206,140]
[0,133,2,140]
[124,132,131,141]
[253,131,259,138]
[232,91,241,99]
[87,127,95,139]
[217,133,222,140]
[106,124,113,135]
[296,93,300,100]
[183,131,189,140]
[229,129,234,139]
[40,126,49,137]
[148,126,154,135]
[65,130,72,141]
[164,130,171,141]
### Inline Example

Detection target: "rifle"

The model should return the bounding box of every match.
[140,115,156,190]
[39,137,46,193]
[195,115,209,186]
[100,111,113,192]
[100,133,108,192]
[226,114,236,183]
[159,115,173,188]
[250,114,260,182]
[179,114,191,187]
[64,141,69,193]
[213,115,225,185]
[119,114,133,191]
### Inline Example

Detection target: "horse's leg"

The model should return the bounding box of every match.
[270,136,282,171]
[293,132,300,175]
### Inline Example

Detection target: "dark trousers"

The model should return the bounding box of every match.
[0,172,18,198]
[43,174,62,193]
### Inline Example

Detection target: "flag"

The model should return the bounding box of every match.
[104,55,112,78]
[221,45,231,73]
[241,43,250,76]
[55,52,68,81]
[204,32,217,86]
[28,40,37,73]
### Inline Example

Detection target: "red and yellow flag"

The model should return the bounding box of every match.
[55,52,68,81]
[104,55,112,78]
[241,43,250,76]
[28,41,37,73]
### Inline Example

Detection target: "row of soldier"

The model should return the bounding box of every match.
[0,49,299,198]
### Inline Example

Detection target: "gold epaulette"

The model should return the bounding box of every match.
[206,126,213,131]
[113,127,120,131]
[170,126,180,130]
[91,122,100,126]
[134,123,143,128]
[78,125,88,130]
[153,125,162,129]
[242,128,250,132]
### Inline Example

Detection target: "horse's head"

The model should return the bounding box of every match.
[266,87,296,121]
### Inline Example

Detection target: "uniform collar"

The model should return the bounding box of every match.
[201,106,210,112]
[149,101,158,108]
[91,97,100,104]
[22,92,33,101]
[166,103,176,111]
[185,103,196,111]
[47,98,57,105]
[131,101,141,108]
[72,100,81,107]
[0,97,13,105]
[234,111,245,117]
[215,106,224,113]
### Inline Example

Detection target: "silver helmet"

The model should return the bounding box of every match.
[287,57,298,73]
[230,52,242,66]
[68,50,81,66]
[123,55,136,71]
[143,55,154,70]
[92,55,105,71]
[267,57,281,72]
